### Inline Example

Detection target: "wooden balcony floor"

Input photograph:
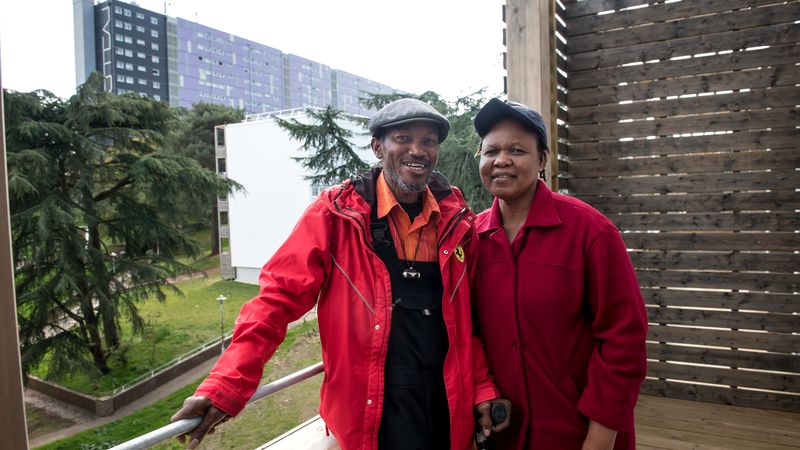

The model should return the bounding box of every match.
[635,395,800,449]
[260,395,800,449]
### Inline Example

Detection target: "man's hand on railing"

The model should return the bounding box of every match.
[170,395,230,449]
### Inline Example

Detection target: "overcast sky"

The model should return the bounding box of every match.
[1,0,507,102]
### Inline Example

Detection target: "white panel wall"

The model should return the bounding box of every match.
[225,113,374,284]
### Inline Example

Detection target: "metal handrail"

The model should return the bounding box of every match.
[109,362,324,450]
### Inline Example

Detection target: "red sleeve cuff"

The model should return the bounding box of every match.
[195,378,249,417]
[473,383,501,406]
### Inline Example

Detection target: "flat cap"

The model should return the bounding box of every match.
[474,98,549,150]
[368,98,450,143]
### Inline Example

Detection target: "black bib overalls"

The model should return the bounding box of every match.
[371,211,450,450]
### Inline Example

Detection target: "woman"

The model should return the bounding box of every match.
[471,99,648,450]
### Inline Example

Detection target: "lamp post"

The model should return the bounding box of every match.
[216,294,226,355]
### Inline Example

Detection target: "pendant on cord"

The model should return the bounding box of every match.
[402,268,422,279]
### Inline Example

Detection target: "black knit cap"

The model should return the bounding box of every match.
[474,98,548,150]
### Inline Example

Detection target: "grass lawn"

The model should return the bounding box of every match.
[36,320,323,450]
[32,276,259,396]
[178,227,221,273]
[26,406,76,441]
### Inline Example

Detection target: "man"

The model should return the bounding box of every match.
[171,98,510,450]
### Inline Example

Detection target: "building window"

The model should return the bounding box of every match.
[114,6,122,13]
[126,76,134,83]
[151,43,159,51]
[152,56,160,63]
[124,36,132,44]
[115,19,123,28]
[115,34,123,42]
[150,17,158,25]
[125,63,133,70]
[152,68,160,76]
[153,94,161,101]
[124,22,132,31]
[116,74,125,82]
[115,47,124,55]
[138,78,147,85]
[137,52,145,59]
[311,183,327,197]
[153,81,160,88]
[136,38,145,46]
[138,65,146,72]
[151,30,159,38]
[136,12,145,19]
[216,157,226,173]
[136,25,145,32]
[125,49,133,57]
[116,61,125,69]
[123,9,131,17]
[219,211,229,226]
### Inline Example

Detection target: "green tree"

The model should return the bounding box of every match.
[168,103,245,255]
[435,91,493,212]
[274,106,370,186]
[5,73,236,377]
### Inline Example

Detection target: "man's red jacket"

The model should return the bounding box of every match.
[195,168,499,450]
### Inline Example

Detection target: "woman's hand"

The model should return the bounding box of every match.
[581,419,617,450]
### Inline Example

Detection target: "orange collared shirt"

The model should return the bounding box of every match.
[376,171,440,263]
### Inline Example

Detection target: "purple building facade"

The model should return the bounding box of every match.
[172,18,286,112]
[335,70,396,117]
[76,1,395,115]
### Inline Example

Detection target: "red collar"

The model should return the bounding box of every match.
[478,179,562,235]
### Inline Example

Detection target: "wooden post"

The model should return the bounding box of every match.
[0,46,30,449]
[505,0,559,190]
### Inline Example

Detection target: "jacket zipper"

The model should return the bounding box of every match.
[437,206,469,249]
[333,196,392,449]
[332,198,374,251]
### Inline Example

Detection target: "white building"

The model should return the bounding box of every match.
[215,108,375,284]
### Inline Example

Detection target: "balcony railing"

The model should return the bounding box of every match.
[109,362,324,450]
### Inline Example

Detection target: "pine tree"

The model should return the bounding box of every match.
[274,106,369,186]
[5,73,236,377]
[435,91,494,212]
[167,103,245,255]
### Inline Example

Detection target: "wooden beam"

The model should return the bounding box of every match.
[577,190,800,214]
[505,0,559,188]
[567,169,800,196]
[0,45,30,449]
[641,288,798,314]
[632,251,800,274]
[647,325,800,353]
[641,378,800,413]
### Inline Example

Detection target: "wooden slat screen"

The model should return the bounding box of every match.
[555,0,570,184]
[560,0,799,412]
